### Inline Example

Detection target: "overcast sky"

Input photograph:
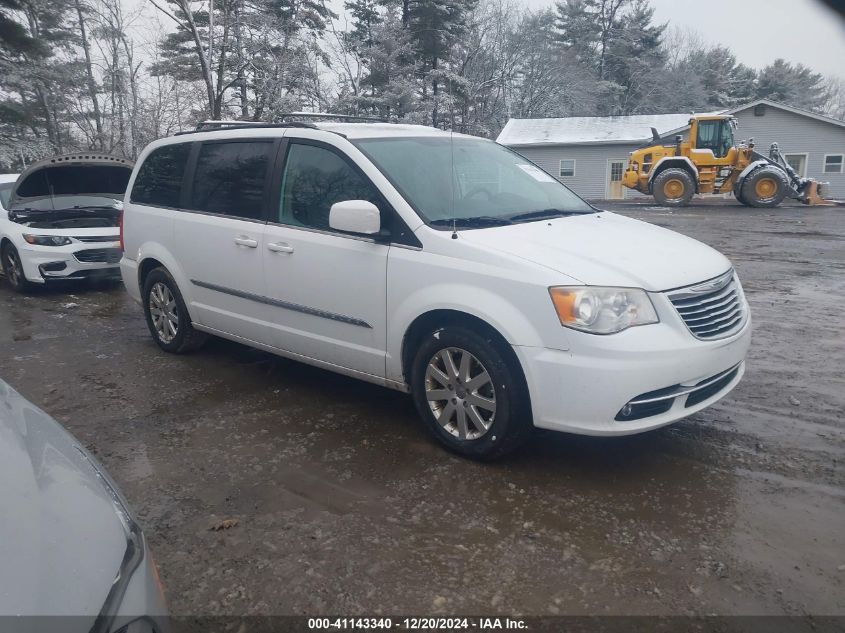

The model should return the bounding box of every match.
[128,0,845,78]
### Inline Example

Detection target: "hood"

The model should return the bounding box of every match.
[460,211,731,292]
[0,380,127,626]
[8,154,133,212]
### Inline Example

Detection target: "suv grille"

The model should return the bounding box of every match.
[74,248,122,264]
[667,270,747,340]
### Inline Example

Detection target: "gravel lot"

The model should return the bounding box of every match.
[1,201,843,619]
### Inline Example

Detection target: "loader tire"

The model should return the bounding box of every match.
[653,168,695,207]
[741,166,789,208]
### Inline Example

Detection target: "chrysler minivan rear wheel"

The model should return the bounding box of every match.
[410,326,532,460]
[142,267,207,353]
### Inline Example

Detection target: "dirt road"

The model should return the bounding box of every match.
[1,202,843,618]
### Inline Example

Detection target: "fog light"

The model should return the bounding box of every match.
[619,404,633,418]
[39,261,67,273]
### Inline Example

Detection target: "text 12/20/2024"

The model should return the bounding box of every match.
[308,618,527,630]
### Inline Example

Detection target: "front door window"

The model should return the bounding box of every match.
[278,143,383,231]
[696,120,733,158]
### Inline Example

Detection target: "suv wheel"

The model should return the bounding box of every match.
[142,267,207,353]
[2,243,32,293]
[410,326,532,460]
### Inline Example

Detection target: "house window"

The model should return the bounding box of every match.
[784,153,807,178]
[559,159,575,178]
[824,154,843,174]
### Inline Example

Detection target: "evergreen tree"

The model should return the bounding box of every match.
[407,0,477,126]
[756,58,827,111]
[0,0,78,154]
[604,0,666,114]
[0,0,47,59]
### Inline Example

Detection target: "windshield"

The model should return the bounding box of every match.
[0,182,12,210]
[354,137,594,228]
[10,195,123,212]
[696,119,734,158]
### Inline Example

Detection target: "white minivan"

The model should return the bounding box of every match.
[120,121,751,459]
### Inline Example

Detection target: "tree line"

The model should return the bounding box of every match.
[0,0,842,169]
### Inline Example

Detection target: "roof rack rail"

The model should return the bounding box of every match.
[173,120,317,136]
[280,112,389,123]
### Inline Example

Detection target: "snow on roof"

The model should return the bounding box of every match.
[497,113,704,147]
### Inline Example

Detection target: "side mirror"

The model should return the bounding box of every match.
[329,200,380,235]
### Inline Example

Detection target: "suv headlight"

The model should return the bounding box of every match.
[549,286,659,334]
[23,234,72,246]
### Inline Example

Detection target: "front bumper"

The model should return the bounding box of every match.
[19,242,122,283]
[514,309,751,436]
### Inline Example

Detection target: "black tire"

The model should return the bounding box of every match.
[652,168,695,207]
[1,242,33,293]
[734,187,750,206]
[410,325,532,460]
[142,267,207,353]
[741,166,789,208]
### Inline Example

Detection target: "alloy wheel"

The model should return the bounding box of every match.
[4,249,21,287]
[424,347,497,441]
[149,282,179,343]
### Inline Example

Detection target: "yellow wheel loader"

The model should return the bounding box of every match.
[622,114,832,207]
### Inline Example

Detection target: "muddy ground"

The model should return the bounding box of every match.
[0,201,843,619]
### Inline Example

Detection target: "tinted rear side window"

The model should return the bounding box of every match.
[131,143,190,207]
[190,141,273,220]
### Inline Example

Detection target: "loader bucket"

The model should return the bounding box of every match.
[801,181,835,206]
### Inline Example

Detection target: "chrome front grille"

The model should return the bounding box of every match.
[667,270,747,340]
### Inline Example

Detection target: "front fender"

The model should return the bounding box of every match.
[647,156,699,188]
[386,282,564,383]
[734,160,769,191]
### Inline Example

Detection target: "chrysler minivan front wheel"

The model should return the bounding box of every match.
[142,267,206,353]
[411,326,532,460]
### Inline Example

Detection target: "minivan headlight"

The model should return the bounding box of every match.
[23,234,72,246]
[549,286,658,334]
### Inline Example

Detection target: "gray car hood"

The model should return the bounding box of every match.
[0,380,125,625]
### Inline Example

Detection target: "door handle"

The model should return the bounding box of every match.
[267,242,294,254]
[234,236,258,248]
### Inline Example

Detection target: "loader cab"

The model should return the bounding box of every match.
[690,116,736,159]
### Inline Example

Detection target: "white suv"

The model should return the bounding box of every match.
[120,121,751,459]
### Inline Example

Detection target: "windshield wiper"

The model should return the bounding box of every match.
[508,208,591,223]
[430,216,513,228]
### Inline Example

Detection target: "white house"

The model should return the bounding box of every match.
[497,99,845,201]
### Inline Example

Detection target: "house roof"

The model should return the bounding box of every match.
[729,99,845,128]
[497,99,845,148]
